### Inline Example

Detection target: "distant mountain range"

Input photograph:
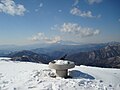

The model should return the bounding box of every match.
[0,42,120,68]
[8,50,53,64]
[31,43,107,59]
[67,44,120,68]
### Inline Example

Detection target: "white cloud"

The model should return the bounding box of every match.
[51,24,59,30]
[31,32,45,41]
[73,0,79,6]
[30,32,61,44]
[58,9,62,13]
[70,7,100,18]
[0,0,26,16]
[35,9,38,12]
[87,0,103,4]
[44,36,61,44]
[35,2,43,12]
[39,3,43,8]
[60,23,100,37]
[30,23,100,44]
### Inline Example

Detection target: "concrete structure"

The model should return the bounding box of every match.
[49,60,75,78]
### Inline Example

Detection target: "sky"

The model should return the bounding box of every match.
[0,0,120,45]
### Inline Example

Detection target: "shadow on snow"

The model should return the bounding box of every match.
[69,70,95,79]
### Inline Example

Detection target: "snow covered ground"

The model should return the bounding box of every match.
[0,59,120,90]
[0,57,11,60]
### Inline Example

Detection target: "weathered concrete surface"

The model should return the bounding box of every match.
[49,60,75,77]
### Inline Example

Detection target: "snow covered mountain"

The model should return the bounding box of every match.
[0,59,120,90]
[67,44,120,68]
[9,50,53,64]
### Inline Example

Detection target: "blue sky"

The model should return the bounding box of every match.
[0,0,120,45]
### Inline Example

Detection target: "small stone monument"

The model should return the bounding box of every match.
[49,60,75,78]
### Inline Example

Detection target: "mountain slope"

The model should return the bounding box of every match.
[67,44,120,68]
[0,60,120,90]
[9,50,53,64]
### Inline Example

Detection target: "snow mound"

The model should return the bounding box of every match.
[54,60,73,65]
[0,60,120,90]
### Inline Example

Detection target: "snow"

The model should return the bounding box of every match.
[0,60,120,90]
[54,60,73,65]
[0,57,11,60]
